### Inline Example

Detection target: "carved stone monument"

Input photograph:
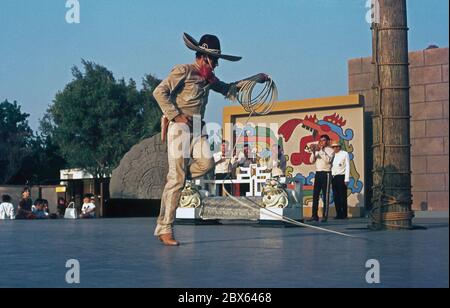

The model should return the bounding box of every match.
[109,133,168,200]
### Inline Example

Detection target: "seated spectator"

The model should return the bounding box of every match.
[42,199,58,219]
[32,199,49,219]
[80,194,96,219]
[43,199,49,214]
[16,188,35,220]
[0,194,15,220]
[57,197,67,218]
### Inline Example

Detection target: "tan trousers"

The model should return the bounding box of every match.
[154,122,214,236]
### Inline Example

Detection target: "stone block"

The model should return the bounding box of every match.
[410,85,425,103]
[426,119,449,137]
[427,191,449,211]
[424,48,449,66]
[427,155,449,173]
[412,174,446,192]
[409,50,425,67]
[426,83,449,102]
[411,155,427,174]
[412,137,445,156]
[349,73,372,91]
[348,58,362,75]
[410,66,442,85]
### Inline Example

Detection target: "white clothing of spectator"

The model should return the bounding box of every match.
[0,194,15,220]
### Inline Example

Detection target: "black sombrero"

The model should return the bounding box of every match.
[183,32,242,62]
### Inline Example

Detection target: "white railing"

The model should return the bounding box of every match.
[194,164,302,202]
[194,164,270,197]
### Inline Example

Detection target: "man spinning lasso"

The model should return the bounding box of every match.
[153,33,269,246]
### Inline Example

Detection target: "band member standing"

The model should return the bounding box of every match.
[214,140,232,196]
[331,141,350,219]
[231,144,253,196]
[153,33,268,246]
[307,135,334,223]
[275,145,287,175]
[271,145,287,178]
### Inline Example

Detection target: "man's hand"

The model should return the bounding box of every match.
[173,114,193,126]
[255,73,270,83]
[309,143,319,153]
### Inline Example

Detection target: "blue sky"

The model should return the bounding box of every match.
[0,0,448,130]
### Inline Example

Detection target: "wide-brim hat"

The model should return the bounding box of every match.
[183,33,242,62]
[331,141,342,148]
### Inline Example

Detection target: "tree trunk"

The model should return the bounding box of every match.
[99,178,104,218]
[371,0,414,230]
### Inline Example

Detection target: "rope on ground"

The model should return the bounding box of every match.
[224,189,358,238]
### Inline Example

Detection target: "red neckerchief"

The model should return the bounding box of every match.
[198,64,219,84]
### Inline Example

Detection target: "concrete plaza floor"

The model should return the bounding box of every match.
[0,217,448,288]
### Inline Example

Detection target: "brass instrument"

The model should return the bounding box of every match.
[305,142,320,153]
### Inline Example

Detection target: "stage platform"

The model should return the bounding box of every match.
[0,217,448,288]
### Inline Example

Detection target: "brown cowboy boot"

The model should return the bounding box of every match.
[158,233,180,246]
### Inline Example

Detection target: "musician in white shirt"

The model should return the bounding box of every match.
[214,140,232,196]
[331,141,351,219]
[231,144,253,196]
[307,135,335,223]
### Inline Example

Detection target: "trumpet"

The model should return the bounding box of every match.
[305,142,320,153]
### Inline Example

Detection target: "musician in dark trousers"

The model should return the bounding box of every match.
[307,135,334,223]
[331,141,350,219]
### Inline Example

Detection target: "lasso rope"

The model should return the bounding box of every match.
[223,189,358,238]
[233,76,278,116]
[209,76,358,239]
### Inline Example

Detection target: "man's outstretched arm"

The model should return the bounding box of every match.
[210,73,269,99]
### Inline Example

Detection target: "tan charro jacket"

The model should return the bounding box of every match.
[153,63,244,121]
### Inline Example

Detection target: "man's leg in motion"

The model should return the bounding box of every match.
[189,135,215,179]
[155,122,190,237]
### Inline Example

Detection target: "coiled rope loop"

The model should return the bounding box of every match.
[233,75,278,116]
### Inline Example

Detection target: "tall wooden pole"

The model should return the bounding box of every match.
[371,0,414,230]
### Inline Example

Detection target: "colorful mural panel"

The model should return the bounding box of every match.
[224,95,365,209]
